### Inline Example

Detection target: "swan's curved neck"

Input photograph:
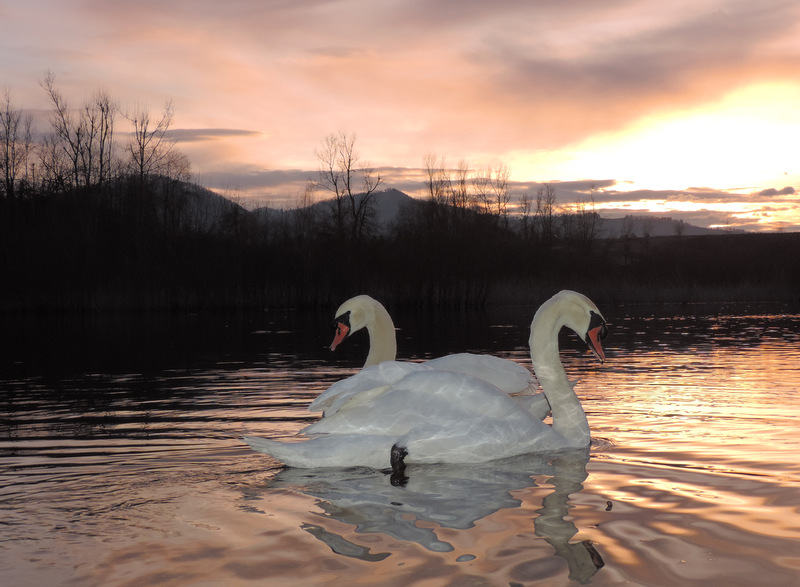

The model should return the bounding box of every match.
[529,302,590,446]
[363,303,397,367]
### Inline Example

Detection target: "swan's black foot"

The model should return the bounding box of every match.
[390,443,408,487]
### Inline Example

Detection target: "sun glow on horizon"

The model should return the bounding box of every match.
[596,197,799,231]
[517,83,800,194]
[504,82,800,230]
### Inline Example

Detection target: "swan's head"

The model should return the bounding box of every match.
[584,309,608,363]
[330,295,380,351]
[537,290,608,363]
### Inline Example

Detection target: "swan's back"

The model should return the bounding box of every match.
[425,353,535,394]
[311,352,535,418]
[304,369,559,463]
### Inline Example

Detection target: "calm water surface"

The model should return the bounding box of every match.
[1,303,799,586]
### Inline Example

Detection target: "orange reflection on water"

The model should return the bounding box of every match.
[584,329,800,473]
[568,312,800,585]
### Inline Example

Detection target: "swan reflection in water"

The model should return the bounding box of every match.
[264,447,604,583]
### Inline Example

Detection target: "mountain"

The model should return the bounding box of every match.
[305,187,415,230]
[362,188,416,228]
[247,188,738,237]
[178,182,248,230]
[250,188,417,231]
[597,215,742,238]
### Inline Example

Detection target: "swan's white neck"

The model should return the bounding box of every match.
[363,302,397,367]
[529,299,590,446]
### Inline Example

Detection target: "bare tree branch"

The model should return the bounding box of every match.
[315,131,382,242]
[0,89,34,199]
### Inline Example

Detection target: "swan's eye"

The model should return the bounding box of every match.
[331,311,352,342]
[332,311,351,331]
[599,324,608,340]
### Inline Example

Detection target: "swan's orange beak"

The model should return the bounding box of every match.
[586,325,606,363]
[585,311,608,363]
[330,321,350,351]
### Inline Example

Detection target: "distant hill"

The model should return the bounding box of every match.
[178,181,248,230]
[306,187,414,230]
[250,188,418,232]
[248,188,736,237]
[597,215,742,238]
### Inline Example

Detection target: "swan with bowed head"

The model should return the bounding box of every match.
[244,290,607,476]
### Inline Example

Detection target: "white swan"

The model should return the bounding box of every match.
[319,294,542,417]
[245,290,607,471]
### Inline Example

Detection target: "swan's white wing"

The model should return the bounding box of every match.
[425,353,535,395]
[308,361,429,415]
[303,370,560,463]
[309,370,540,433]
[244,434,396,469]
[311,354,534,419]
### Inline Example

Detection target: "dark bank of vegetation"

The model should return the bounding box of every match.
[3,179,799,313]
[1,81,799,312]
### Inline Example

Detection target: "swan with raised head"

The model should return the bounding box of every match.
[317,294,542,417]
[245,290,607,471]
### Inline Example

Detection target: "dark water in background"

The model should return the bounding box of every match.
[1,302,800,586]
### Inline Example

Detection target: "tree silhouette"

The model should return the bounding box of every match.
[40,71,118,191]
[314,131,382,243]
[0,89,33,199]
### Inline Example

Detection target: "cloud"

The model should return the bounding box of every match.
[757,186,796,197]
[10,1,800,161]
[167,128,262,143]
[470,1,800,146]
[562,186,740,205]
[202,168,312,192]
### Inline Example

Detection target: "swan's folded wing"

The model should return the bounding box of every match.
[304,370,545,438]
[425,353,535,395]
[308,361,429,415]
[303,383,394,435]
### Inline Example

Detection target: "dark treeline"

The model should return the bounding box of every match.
[2,180,800,313]
[2,79,799,312]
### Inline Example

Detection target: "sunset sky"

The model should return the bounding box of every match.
[3,0,800,231]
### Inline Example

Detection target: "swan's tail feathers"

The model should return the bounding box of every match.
[243,435,322,467]
[243,436,287,457]
[243,434,395,469]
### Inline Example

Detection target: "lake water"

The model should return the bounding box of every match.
[2,302,800,586]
